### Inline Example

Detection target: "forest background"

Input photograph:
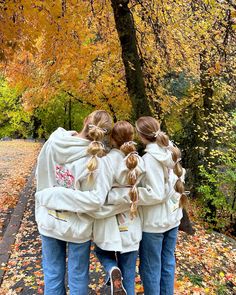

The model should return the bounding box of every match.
[0,0,236,236]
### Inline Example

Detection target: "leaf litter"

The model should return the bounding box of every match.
[0,142,235,294]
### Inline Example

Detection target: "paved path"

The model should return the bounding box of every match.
[0,171,114,294]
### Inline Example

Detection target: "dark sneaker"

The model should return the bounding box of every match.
[110,266,127,295]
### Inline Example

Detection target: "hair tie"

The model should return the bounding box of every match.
[123,141,137,146]
[129,169,138,180]
[176,158,182,163]
[91,140,105,149]
[153,130,161,138]
[88,124,108,134]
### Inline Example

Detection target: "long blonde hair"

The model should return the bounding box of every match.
[135,116,188,208]
[84,110,112,183]
[111,121,140,219]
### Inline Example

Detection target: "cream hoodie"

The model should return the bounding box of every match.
[36,147,145,253]
[91,149,145,253]
[139,142,183,233]
[108,142,183,233]
[35,127,114,243]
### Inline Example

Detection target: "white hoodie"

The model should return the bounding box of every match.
[91,149,145,253]
[139,142,183,233]
[35,127,114,243]
[36,146,145,253]
[108,142,183,233]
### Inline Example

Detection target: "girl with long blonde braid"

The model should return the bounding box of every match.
[35,110,113,295]
[135,116,187,295]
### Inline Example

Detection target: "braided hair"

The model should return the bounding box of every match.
[84,110,112,183]
[136,116,188,208]
[111,121,140,219]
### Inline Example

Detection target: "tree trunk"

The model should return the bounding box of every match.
[110,0,151,120]
[199,50,217,222]
[111,0,194,234]
[68,98,72,130]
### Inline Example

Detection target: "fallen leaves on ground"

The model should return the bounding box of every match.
[175,226,236,294]
[0,140,41,212]
[0,140,41,238]
[1,189,235,295]
[0,143,235,294]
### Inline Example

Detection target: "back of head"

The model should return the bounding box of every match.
[85,110,113,141]
[111,121,140,219]
[111,121,134,149]
[136,116,188,208]
[135,116,169,146]
[85,110,113,183]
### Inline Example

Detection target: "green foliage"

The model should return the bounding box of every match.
[33,92,93,138]
[0,78,93,139]
[0,77,32,138]
[197,153,236,230]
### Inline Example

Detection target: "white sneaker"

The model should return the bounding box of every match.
[110,266,127,295]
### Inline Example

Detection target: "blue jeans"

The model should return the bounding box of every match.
[139,227,178,295]
[41,235,91,295]
[95,246,138,295]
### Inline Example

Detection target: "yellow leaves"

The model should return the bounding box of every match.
[202,0,216,6]
[219,271,225,278]
[1,0,129,116]
[208,62,221,76]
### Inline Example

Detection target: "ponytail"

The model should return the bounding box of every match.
[167,146,188,208]
[136,116,188,208]
[87,140,106,183]
[84,110,112,184]
[120,141,140,219]
[157,134,188,208]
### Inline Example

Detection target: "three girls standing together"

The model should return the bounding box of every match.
[35,110,187,295]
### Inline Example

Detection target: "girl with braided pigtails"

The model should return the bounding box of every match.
[135,116,187,295]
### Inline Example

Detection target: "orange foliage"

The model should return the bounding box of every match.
[0,0,131,119]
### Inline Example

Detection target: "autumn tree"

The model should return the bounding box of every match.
[0,0,132,121]
[1,0,236,231]
[110,0,151,118]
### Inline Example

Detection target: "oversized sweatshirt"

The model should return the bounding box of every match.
[91,149,145,253]
[108,142,183,233]
[35,127,115,243]
[139,142,183,233]
[36,147,145,253]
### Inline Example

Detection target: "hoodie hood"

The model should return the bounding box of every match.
[36,127,91,191]
[145,142,175,169]
[106,148,145,185]
[48,127,90,164]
